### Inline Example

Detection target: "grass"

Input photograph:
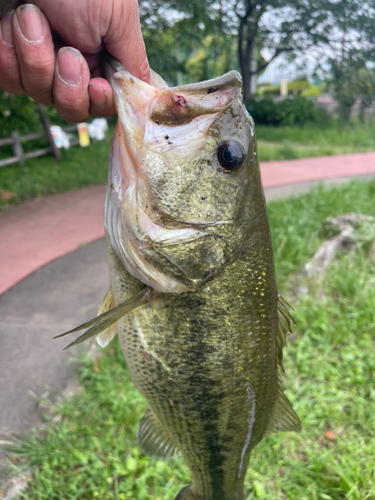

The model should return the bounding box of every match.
[256,121,375,161]
[3,179,375,500]
[1,121,375,211]
[0,131,111,211]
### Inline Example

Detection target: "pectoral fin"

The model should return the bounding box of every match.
[54,287,160,350]
[137,408,181,460]
[96,288,118,348]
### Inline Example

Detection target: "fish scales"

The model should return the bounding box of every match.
[59,57,301,500]
[107,216,278,499]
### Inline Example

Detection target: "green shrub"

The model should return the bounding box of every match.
[259,80,312,97]
[0,92,41,138]
[262,85,281,96]
[287,79,311,94]
[245,96,328,127]
[246,97,283,126]
[0,91,67,139]
[277,96,326,126]
[301,85,321,97]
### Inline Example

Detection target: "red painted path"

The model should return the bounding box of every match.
[1,151,375,296]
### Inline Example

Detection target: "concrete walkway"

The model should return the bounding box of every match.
[1,152,375,296]
[0,185,105,296]
[1,151,375,483]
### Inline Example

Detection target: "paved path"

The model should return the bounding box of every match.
[1,152,375,296]
[0,185,105,296]
[1,151,375,484]
[0,239,109,483]
[261,151,375,188]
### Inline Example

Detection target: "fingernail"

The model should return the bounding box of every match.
[57,47,82,87]
[16,4,45,43]
[88,84,108,107]
[0,10,14,46]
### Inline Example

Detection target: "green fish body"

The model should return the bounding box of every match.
[60,58,300,500]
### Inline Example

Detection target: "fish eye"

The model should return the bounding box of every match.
[218,141,244,171]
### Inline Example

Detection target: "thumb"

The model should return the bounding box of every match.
[104,0,150,84]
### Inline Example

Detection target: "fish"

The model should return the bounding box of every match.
[57,56,301,500]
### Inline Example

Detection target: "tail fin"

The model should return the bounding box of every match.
[175,485,194,500]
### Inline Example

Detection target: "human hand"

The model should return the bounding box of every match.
[0,0,150,122]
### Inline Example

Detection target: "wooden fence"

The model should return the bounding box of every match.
[0,104,81,168]
[0,125,81,168]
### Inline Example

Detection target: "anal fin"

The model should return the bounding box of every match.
[175,485,194,500]
[137,408,181,460]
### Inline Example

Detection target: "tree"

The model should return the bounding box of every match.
[328,61,375,122]
[139,0,375,101]
[220,0,375,99]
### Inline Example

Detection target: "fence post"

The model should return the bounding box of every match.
[36,103,62,162]
[11,131,25,167]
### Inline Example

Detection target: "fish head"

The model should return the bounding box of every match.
[104,58,262,293]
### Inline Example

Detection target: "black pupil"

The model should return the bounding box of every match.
[223,147,235,162]
[218,141,243,171]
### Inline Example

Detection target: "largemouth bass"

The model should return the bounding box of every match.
[58,58,301,500]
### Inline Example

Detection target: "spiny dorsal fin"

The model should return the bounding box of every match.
[137,408,181,460]
[276,294,295,372]
[267,373,301,433]
[96,288,118,348]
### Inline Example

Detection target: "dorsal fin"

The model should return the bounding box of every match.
[276,294,295,372]
[267,295,301,433]
[267,373,301,433]
[96,288,118,347]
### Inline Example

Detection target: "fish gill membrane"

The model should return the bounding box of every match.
[56,55,301,500]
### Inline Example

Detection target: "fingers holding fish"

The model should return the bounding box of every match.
[53,47,91,123]
[0,9,24,94]
[88,78,116,118]
[11,4,55,105]
[103,0,150,84]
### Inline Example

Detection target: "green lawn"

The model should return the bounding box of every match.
[4,179,375,500]
[0,132,111,211]
[256,121,375,161]
[1,121,375,211]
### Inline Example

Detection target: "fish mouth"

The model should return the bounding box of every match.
[103,56,241,293]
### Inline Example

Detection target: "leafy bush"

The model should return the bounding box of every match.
[261,85,281,97]
[301,85,321,97]
[245,96,328,127]
[0,90,67,139]
[260,80,312,97]
[0,92,41,138]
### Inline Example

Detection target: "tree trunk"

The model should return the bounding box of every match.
[238,24,252,101]
[237,13,255,101]
[242,62,251,101]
